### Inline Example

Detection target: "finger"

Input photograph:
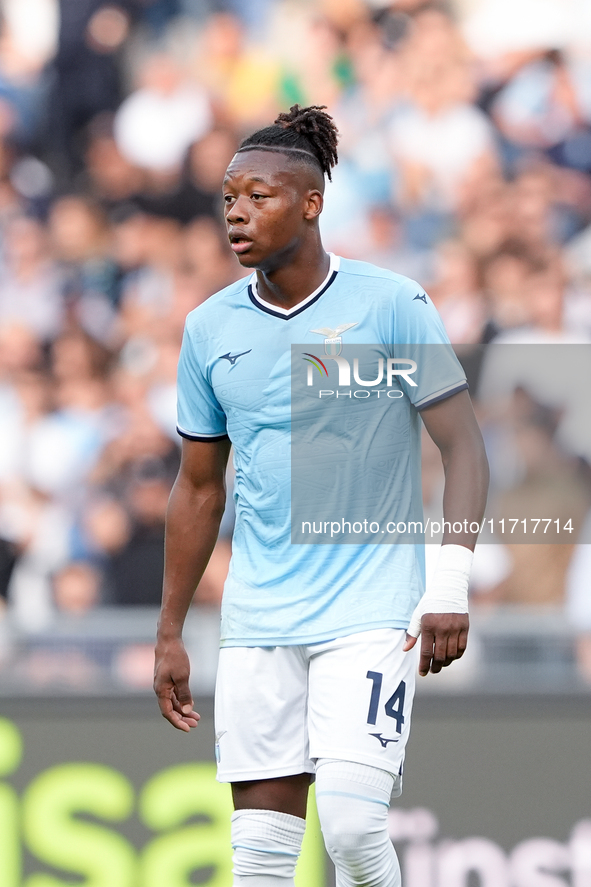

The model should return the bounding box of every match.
[173,678,194,712]
[179,713,200,728]
[162,704,199,731]
[430,631,449,674]
[171,689,191,713]
[169,713,193,732]
[456,628,469,659]
[170,689,183,712]
[171,689,200,718]
[170,693,199,723]
[418,628,435,677]
[157,689,199,731]
[403,633,417,652]
[157,692,174,720]
[444,632,459,666]
[157,692,188,731]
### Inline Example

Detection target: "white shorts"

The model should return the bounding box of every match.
[214,628,418,785]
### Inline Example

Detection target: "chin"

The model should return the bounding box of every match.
[235,254,258,268]
[235,249,267,270]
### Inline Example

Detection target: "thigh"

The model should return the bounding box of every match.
[308,629,418,788]
[214,645,315,783]
[232,773,312,819]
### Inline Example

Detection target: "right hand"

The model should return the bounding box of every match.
[154,636,200,732]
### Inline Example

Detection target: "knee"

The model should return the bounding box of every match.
[314,759,400,886]
[321,819,371,862]
[315,759,393,856]
[317,799,382,860]
[316,796,401,887]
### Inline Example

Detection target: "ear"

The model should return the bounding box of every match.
[303,189,323,221]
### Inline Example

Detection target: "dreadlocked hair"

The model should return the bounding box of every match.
[238,105,339,181]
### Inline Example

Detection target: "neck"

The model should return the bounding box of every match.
[255,238,330,310]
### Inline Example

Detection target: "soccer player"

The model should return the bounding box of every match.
[154,105,489,887]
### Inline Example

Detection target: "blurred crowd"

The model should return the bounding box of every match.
[0,0,591,687]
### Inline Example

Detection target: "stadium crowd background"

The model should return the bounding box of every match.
[0,0,591,690]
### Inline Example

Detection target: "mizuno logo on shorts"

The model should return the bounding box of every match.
[369,733,399,748]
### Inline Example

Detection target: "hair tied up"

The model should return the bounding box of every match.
[275,105,328,134]
[239,104,339,180]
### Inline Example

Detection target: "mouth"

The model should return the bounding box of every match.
[229,232,253,254]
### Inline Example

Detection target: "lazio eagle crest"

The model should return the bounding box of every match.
[310,322,358,356]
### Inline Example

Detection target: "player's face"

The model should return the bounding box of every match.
[222,151,321,271]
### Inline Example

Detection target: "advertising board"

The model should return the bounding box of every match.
[1,694,590,886]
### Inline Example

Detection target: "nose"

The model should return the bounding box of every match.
[225,195,250,225]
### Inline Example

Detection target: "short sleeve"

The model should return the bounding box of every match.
[176,322,228,441]
[392,277,468,410]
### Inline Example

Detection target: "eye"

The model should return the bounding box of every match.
[223,194,235,204]
[251,193,266,201]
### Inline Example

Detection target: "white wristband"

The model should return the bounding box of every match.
[406,544,473,639]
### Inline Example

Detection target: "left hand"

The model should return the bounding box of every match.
[403,612,469,677]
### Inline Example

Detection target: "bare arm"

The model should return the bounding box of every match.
[403,390,489,675]
[154,437,231,730]
[421,389,489,550]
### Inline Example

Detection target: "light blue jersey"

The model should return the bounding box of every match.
[177,255,467,646]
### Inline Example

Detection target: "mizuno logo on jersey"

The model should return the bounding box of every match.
[413,293,427,303]
[369,733,400,748]
[219,350,252,365]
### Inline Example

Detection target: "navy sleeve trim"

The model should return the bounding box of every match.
[415,381,469,411]
[177,428,230,442]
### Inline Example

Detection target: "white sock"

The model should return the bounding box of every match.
[315,759,401,887]
[231,808,306,886]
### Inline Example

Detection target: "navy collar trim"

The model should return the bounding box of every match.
[248,255,340,320]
